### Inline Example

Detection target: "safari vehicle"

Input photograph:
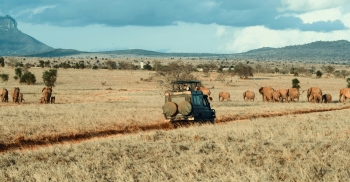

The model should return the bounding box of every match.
[162,80,216,123]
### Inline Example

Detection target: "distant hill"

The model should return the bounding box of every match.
[24,40,350,64]
[0,15,53,55]
[27,48,88,57]
[236,40,350,63]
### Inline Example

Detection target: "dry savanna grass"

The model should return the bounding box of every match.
[0,63,350,181]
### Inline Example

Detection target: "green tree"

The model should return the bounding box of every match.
[14,67,22,78]
[292,78,300,89]
[316,70,323,78]
[347,78,350,88]
[20,72,36,85]
[39,60,45,68]
[42,69,58,87]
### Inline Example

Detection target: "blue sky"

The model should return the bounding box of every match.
[1,0,350,53]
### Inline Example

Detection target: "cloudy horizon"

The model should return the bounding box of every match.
[1,0,350,53]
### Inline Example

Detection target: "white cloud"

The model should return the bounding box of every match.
[297,8,342,23]
[215,26,228,38]
[219,26,350,53]
[32,5,56,15]
[280,0,347,12]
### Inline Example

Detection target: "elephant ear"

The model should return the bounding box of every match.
[259,87,263,94]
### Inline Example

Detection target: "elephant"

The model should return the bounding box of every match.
[199,87,212,101]
[272,91,281,102]
[287,88,300,102]
[339,88,350,103]
[51,96,56,104]
[309,93,322,103]
[219,92,231,102]
[0,88,8,102]
[307,87,322,102]
[10,87,20,103]
[18,93,25,103]
[322,94,332,103]
[243,91,255,102]
[259,87,274,102]
[42,87,52,104]
[278,89,288,102]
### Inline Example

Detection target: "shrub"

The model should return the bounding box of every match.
[13,75,19,80]
[230,63,253,79]
[143,63,153,70]
[20,72,36,85]
[0,74,9,82]
[316,70,323,78]
[292,78,300,89]
[6,58,19,68]
[347,78,350,88]
[0,57,4,67]
[15,67,22,78]
[105,60,117,69]
[92,65,99,69]
[42,69,58,87]
[39,60,45,68]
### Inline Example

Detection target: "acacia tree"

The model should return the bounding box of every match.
[340,70,349,79]
[105,60,117,69]
[230,63,253,79]
[42,69,58,87]
[156,61,197,88]
[322,65,335,76]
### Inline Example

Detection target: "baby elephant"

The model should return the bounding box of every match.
[51,96,55,104]
[310,93,322,103]
[219,92,231,102]
[243,91,255,102]
[322,94,332,103]
[18,93,25,103]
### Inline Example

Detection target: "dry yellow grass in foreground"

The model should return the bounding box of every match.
[0,66,350,180]
[0,109,349,181]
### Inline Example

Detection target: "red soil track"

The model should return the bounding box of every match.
[1,105,350,154]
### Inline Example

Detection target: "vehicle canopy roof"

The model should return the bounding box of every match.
[170,80,201,91]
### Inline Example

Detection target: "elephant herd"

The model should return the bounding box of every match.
[0,87,24,103]
[217,87,350,103]
[0,86,55,104]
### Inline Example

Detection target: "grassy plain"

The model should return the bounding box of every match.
[0,62,350,181]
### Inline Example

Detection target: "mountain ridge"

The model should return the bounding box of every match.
[0,15,53,55]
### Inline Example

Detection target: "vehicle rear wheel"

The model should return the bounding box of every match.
[178,101,192,115]
[162,102,177,116]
